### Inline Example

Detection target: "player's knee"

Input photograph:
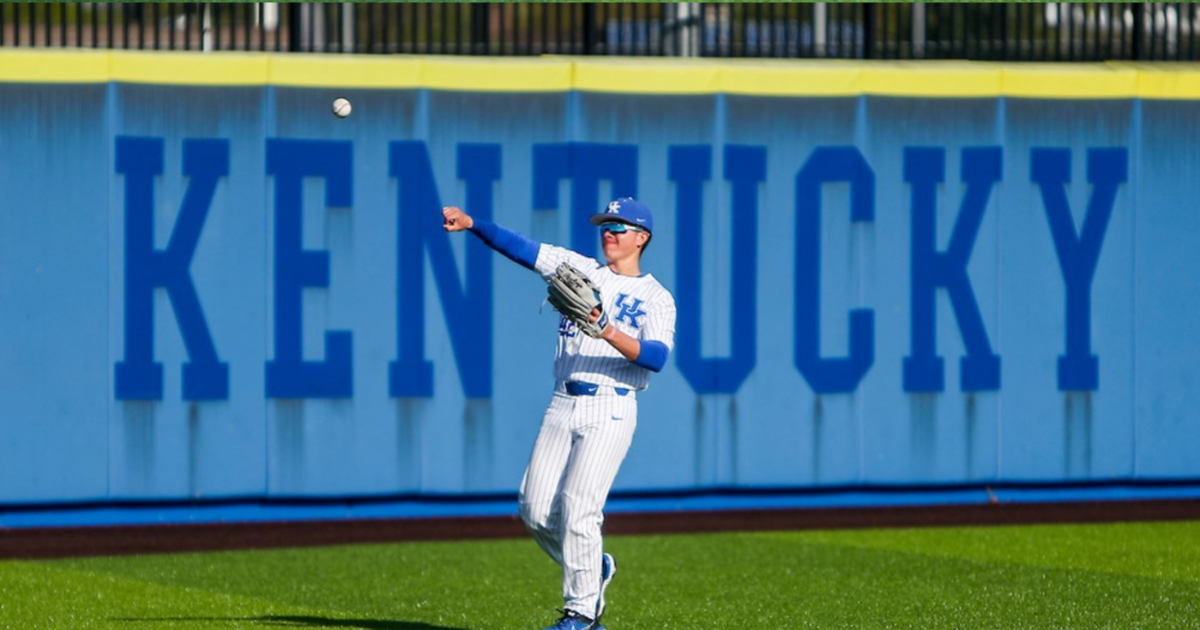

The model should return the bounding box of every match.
[519,499,552,531]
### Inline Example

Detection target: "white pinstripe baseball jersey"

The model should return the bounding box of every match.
[535,244,677,391]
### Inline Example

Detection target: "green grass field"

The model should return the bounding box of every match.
[3,520,1199,629]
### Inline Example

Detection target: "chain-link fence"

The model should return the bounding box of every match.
[2,3,1198,61]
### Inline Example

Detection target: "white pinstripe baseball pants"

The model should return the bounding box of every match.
[519,389,637,616]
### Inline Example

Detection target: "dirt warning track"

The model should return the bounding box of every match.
[3,499,1200,560]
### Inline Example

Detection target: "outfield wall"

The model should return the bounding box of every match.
[2,51,1200,510]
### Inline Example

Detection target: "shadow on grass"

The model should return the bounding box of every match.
[112,616,472,630]
[262,617,471,630]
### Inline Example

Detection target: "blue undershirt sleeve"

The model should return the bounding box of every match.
[634,340,669,372]
[468,219,540,270]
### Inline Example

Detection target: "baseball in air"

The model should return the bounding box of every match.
[332,97,352,118]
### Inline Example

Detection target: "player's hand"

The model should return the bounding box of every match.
[590,308,617,341]
[442,206,474,232]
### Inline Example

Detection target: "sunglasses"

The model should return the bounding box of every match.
[599,222,647,235]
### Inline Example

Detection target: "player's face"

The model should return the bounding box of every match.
[600,222,649,263]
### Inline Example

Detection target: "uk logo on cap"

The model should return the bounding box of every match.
[590,197,655,233]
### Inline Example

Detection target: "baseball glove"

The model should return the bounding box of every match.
[547,263,609,338]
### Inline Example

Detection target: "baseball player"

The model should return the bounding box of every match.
[442,198,676,630]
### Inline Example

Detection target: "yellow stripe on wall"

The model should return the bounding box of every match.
[1002,64,1139,99]
[572,58,721,94]
[1118,63,1200,100]
[0,50,111,83]
[271,54,423,89]
[421,57,573,92]
[717,61,864,97]
[110,51,271,86]
[2,50,1200,100]
[863,62,1003,98]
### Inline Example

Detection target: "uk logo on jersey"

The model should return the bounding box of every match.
[614,294,646,328]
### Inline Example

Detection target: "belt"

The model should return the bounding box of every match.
[561,380,632,397]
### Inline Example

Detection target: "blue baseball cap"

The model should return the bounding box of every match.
[589,197,654,234]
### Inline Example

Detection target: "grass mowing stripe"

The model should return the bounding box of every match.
[52,539,558,630]
[0,559,327,630]
[790,521,1200,583]
[605,532,1200,630]
[28,521,1200,630]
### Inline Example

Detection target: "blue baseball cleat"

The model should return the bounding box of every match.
[596,552,616,619]
[540,610,604,630]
